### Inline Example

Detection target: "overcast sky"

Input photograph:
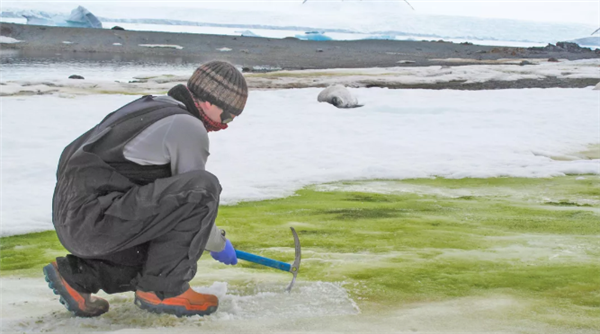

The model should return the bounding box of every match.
[2,0,598,26]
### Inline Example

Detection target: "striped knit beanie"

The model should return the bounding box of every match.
[187,61,248,116]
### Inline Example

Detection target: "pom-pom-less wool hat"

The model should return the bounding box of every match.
[187,61,248,116]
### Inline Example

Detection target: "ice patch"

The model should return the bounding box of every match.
[196,281,359,321]
[2,279,358,332]
[138,44,184,50]
[243,65,283,73]
[0,36,21,43]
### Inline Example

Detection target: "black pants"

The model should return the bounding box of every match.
[55,170,221,299]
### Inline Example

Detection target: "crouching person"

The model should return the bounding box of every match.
[44,61,247,317]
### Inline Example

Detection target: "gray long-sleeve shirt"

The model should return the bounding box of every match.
[122,96,226,252]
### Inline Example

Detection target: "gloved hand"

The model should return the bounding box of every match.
[210,239,238,265]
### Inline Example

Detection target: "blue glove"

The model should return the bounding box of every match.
[210,239,238,265]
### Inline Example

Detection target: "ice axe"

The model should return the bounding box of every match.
[234,227,301,292]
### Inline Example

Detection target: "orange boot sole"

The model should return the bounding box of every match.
[43,262,109,317]
[134,290,218,317]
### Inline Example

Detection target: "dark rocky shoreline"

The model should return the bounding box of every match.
[324,78,600,90]
[2,22,599,70]
[1,22,599,90]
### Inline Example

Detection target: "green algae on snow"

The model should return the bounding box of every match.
[1,176,599,330]
[0,231,65,272]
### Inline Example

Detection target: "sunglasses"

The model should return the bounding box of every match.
[220,110,235,124]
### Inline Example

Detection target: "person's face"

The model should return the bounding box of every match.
[198,101,235,124]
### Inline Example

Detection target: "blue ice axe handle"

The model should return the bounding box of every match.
[235,251,291,272]
[233,227,301,292]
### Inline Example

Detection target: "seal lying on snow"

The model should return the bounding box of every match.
[317,85,363,108]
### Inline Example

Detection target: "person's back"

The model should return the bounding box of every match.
[45,60,247,318]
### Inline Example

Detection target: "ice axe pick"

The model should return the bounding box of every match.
[234,227,301,292]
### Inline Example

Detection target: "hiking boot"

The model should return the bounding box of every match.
[43,262,109,317]
[134,288,218,317]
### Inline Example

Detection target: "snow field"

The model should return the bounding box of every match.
[1,87,598,236]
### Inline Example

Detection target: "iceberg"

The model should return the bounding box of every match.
[23,6,102,29]
[294,31,332,41]
[65,6,102,28]
[235,30,261,37]
[22,13,61,27]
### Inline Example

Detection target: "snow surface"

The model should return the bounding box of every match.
[2,59,599,94]
[138,44,183,50]
[1,277,359,333]
[1,87,598,236]
[0,36,21,43]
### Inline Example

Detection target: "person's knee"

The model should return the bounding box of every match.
[185,170,220,192]
[168,170,222,201]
